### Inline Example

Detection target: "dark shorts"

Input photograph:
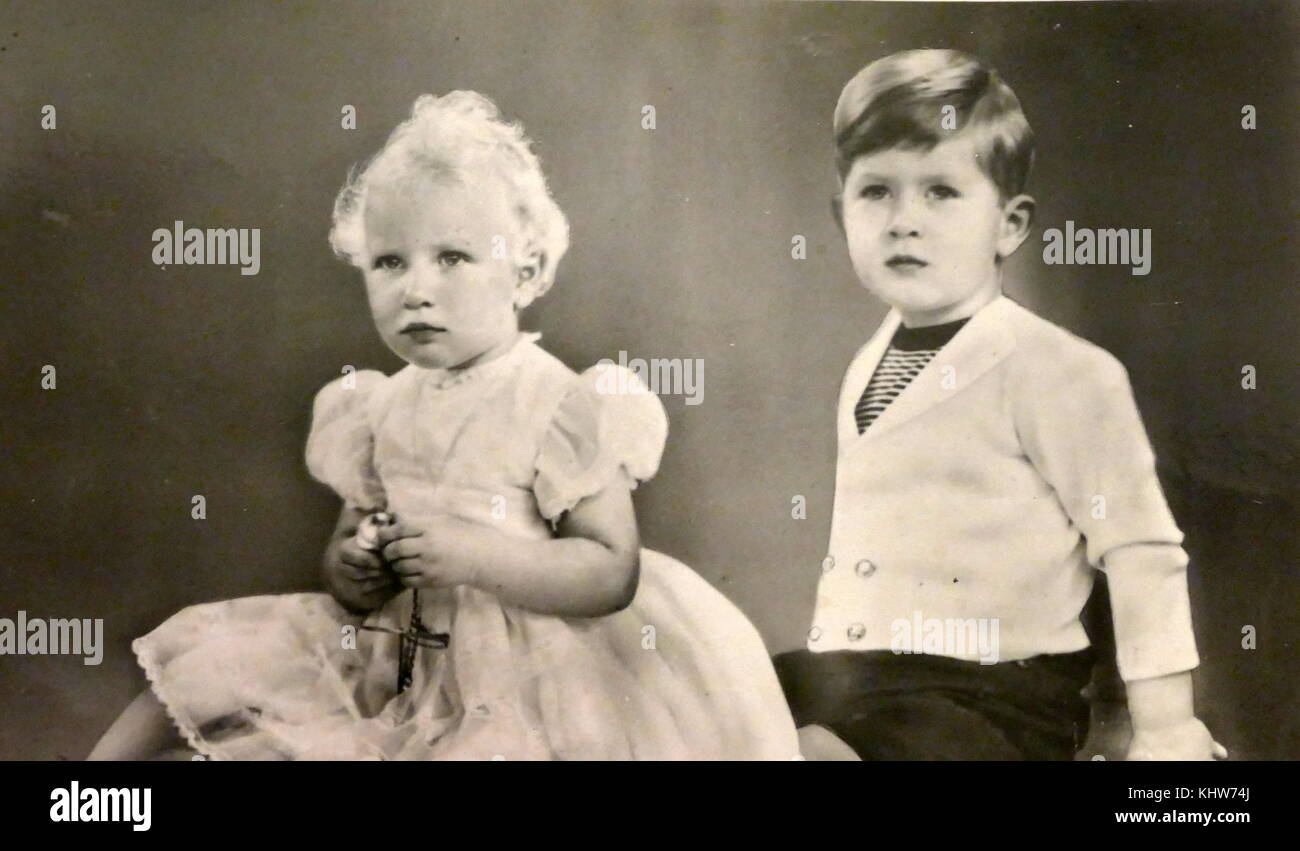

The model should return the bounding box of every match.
[773,647,1095,760]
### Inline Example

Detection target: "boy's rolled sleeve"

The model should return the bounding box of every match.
[1102,543,1199,681]
[1013,350,1199,682]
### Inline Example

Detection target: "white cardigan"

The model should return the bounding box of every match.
[809,295,1199,682]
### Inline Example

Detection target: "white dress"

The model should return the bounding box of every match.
[133,334,799,760]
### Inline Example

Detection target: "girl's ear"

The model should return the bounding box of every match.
[513,247,549,309]
[996,193,1035,259]
[830,193,845,234]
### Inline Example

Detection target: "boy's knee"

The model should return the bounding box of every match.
[797,724,861,761]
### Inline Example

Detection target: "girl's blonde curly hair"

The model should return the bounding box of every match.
[329,91,570,291]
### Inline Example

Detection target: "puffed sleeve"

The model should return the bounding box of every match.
[305,370,387,512]
[533,362,669,523]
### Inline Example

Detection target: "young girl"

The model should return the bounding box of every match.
[89,91,799,761]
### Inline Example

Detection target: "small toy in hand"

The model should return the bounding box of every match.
[354,511,395,553]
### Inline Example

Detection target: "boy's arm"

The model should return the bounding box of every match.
[1126,670,1194,729]
[1099,542,1198,684]
[1014,351,1198,679]
[1125,671,1228,760]
[1011,349,1218,757]
[1104,544,1220,758]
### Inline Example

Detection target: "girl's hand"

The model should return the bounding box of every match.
[366,487,639,617]
[1126,717,1229,761]
[375,519,479,590]
[323,534,401,612]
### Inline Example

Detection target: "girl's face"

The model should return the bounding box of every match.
[361,169,539,370]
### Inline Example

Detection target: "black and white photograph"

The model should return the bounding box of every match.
[0,0,1294,829]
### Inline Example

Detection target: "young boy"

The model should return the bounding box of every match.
[779,49,1225,760]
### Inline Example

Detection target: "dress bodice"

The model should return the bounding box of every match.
[306,332,669,541]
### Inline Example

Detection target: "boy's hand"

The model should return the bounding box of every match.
[1126,717,1229,761]
[376,518,479,590]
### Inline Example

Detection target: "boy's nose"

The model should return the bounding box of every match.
[887,194,924,239]
[887,209,922,239]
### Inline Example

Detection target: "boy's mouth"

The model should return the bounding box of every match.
[886,254,928,270]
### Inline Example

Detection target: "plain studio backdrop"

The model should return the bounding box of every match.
[0,0,1295,760]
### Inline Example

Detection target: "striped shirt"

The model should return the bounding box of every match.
[854,317,970,434]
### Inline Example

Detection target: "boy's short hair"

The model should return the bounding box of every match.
[330,91,570,290]
[834,49,1034,201]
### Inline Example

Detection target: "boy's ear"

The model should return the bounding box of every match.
[996,193,1035,260]
[830,193,845,234]
[513,247,549,309]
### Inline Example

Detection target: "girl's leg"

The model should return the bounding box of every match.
[87,689,185,761]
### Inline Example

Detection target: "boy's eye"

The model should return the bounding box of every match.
[928,185,960,200]
[373,255,404,271]
[438,251,471,267]
[860,184,889,200]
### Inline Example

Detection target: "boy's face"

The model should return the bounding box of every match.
[361,170,541,371]
[839,134,1032,327]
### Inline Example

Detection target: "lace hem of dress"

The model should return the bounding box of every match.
[133,636,227,762]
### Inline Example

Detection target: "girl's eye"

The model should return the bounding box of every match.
[860,185,889,200]
[438,251,471,267]
[929,185,960,200]
[373,255,404,271]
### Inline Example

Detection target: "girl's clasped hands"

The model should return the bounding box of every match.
[373,516,486,591]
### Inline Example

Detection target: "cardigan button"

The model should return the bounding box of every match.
[855,559,877,578]
[808,626,823,642]
[821,556,835,574]
[847,623,867,641]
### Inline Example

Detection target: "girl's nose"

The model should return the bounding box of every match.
[401,263,438,308]
[403,291,434,309]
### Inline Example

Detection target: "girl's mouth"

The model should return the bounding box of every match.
[400,323,446,343]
